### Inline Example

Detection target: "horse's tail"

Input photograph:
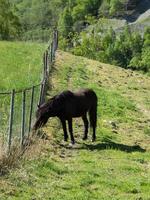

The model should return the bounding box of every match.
[89,95,97,129]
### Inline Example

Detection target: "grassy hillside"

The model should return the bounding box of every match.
[0,41,45,91]
[0,51,150,199]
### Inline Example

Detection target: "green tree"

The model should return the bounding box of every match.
[128,33,143,70]
[58,6,73,38]
[72,0,102,22]
[109,0,123,16]
[141,28,150,72]
[0,0,21,40]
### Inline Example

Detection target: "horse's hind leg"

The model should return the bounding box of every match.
[89,106,97,142]
[92,126,96,142]
[60,119,68,142]
[82,114,89,140]
[68,118,75,144]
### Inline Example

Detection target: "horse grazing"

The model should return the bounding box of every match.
[33,88,97,144]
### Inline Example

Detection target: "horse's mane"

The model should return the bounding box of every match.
[55,90,74,100]
[39,90,74,111]
[51,90,74,106]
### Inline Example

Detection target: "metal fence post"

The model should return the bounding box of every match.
[45,50,48,76]
[51,42,53,62]
[42,79,47,104]
[47,45,51,74]
[39,82,44,106]
[43,52,46,78]
[8,89,15,151]
[54,30,58,51]
[21,90,26,146]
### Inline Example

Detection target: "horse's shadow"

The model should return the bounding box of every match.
[38,130,146,153]
[65,140,146,153]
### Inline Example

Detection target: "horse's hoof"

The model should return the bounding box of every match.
[92,138,96,142]
[68,143,74,149]
[68,142,75,148]
[82,137,88,141]
[71,140,75,145]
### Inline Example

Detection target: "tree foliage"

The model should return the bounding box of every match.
[0,0,21,40]
[70,26,150,73]
[58,7,73,38]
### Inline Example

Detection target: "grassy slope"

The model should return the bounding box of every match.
[0,41,46,91]
[0,51,150,200]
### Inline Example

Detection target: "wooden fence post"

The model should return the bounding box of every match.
[21,90,26,146]
[28,86,35,133]
[8,89,15,151]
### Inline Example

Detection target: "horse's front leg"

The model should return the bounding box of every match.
[68,118,75,144]
[60,118,68,142]
[82,114,89,140]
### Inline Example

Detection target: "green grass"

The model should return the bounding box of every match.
[0,51,150,200]
[0,41,46,141]
[0,41,46,91]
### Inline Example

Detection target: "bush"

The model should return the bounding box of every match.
[61,25,150,73]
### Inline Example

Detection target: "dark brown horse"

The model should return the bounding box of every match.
[33,88,97,144]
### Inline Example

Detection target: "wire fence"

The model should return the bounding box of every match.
[0,30,58,152]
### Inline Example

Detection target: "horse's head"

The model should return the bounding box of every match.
[33,101,52,130]
[33,95,63,130]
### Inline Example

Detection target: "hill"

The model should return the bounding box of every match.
[0,51,150,199]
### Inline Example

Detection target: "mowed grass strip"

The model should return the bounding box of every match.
[0,50,150,200]
[0,41,46,91]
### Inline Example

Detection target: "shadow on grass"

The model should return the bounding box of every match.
[60,140,146,153]
[79,141,146,153]
[38,129,146,153]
